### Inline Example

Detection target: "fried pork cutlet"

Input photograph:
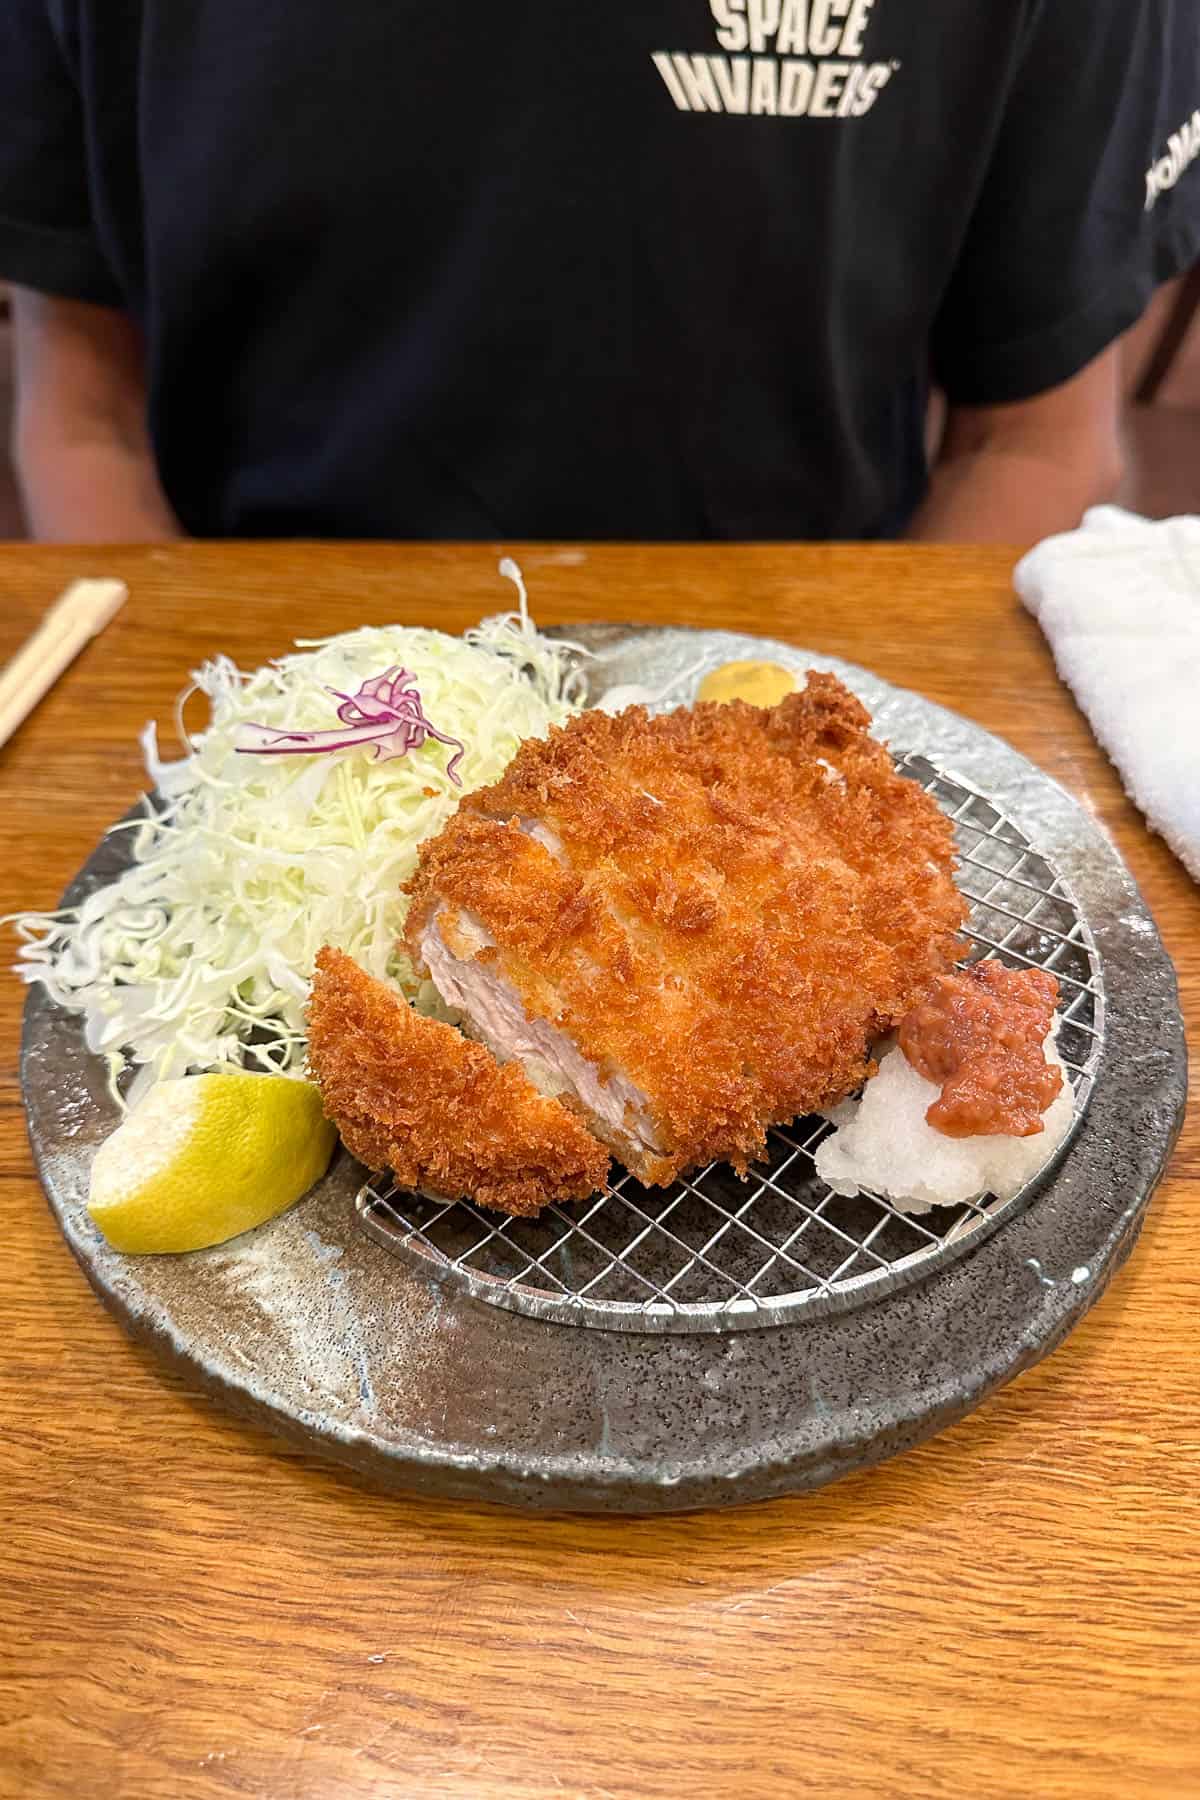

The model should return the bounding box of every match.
[307,947,609,1216]
[404,672,968,1189]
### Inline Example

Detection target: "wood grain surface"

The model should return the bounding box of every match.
[0,543,1196,1800]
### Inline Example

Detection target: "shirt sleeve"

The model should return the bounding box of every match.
[932,0,1200,405]
[0,0,123,303]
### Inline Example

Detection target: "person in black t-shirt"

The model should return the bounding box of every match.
[1,2,1198,545]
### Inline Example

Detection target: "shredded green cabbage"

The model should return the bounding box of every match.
[7,582,584,1105]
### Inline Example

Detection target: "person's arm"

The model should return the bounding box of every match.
[11,287,181,541]
[908,346,1124,544]
[919,0,1199,547]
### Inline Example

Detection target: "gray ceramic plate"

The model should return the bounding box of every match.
[20,626,1187,1512]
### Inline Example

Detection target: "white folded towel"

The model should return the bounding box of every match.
[1014,506,1200,882]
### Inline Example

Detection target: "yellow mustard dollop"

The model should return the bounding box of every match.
[696,660,797,708]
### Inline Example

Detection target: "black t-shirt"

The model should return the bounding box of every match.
[2,2,1198,539]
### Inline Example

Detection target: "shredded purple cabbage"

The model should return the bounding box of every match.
[234,666,465,785]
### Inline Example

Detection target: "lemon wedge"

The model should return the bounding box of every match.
[88,1072,336,1254]
[696,660,797,707]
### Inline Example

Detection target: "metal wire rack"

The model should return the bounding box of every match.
[357,753,1106,1332]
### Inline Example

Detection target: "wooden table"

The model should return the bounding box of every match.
[1,544,1196,1800]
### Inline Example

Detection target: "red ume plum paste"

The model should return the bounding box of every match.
[897,960,1063,1139]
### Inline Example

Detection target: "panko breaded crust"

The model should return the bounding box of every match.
[307,947,610,1216]
[405,673,967,1182]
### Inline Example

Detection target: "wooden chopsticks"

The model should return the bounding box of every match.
[0,579,128,751]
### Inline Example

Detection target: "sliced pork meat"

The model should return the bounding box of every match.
[418,904,664,1165]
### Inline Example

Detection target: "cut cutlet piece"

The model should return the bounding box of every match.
[404,672,968,1185]
[307,946,609,1217]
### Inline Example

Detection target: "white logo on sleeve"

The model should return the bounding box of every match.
[652,0,897,119]
[1145,109,1200,209]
